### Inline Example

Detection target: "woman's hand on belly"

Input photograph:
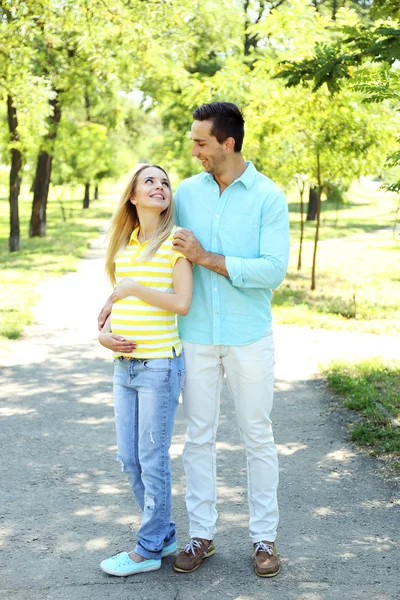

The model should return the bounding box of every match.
[111,278,138,303]
[98,332,137,353]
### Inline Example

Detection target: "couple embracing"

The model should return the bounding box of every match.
[97,101,290,579]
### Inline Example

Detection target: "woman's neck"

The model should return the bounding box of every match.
[136,211,160,243]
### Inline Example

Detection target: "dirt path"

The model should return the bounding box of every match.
[1,238,399,600]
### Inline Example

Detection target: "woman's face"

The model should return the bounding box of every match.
[130,167,171,214]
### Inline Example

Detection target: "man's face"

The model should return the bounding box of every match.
[190,120,227,174]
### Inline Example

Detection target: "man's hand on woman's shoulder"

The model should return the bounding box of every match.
[173,228,206,263]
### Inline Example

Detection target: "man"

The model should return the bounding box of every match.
[170,102,289,577]
[98,101,290,578]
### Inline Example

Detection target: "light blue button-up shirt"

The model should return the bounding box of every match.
[174,161,290,346]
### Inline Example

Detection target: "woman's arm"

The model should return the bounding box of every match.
[101,315,111,333]
[98,315,137,353]
[97,294,113,331]
[111,257,193,316]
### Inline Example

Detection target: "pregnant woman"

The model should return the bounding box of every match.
[98,164,192,576]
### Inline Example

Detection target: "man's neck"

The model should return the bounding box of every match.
[213,155,247,194]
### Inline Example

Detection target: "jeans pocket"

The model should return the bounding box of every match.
[143,358,170,372]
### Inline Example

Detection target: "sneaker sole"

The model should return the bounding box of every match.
[255,566,281,578]
[101,563,161,577]
[161,545,177,558]
[173,547,215,573]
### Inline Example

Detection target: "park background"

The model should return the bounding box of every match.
[1,1,399,471]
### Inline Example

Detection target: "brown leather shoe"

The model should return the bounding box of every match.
[173,538,215,573]
[253,541,281,577]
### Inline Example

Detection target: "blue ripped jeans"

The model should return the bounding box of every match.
[112,350,185,560]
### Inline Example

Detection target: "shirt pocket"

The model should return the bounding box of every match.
[218,215,256,255]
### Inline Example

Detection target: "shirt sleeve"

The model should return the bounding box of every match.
[225,190,290,290]
[171,249,186,267]
[174,185,181,226]
[170,225,186,267]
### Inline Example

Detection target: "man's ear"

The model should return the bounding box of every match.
[224,137,236,153]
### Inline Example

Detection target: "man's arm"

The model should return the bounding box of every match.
[172,191,290,289]
[173,229,229,277]
[225,192,290,289]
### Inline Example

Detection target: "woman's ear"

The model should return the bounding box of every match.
[130,196,137,205]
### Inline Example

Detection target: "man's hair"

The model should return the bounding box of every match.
[192,102,245,152]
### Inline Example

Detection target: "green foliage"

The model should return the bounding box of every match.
[53,120,120,187]
[322,358,400,455]
[275,42,359,93]
[246,77,396,196]
[1,0,399,261]
[372,0,400,19]
[0,1,55,161]
[0,184,115,343]
[272,4,400,246]
[326,183,347,203]
[275,18,400,95]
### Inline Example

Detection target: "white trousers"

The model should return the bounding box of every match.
[181,332,279,543]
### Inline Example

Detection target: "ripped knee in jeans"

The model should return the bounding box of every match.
[145,494,155,510]
[116,455,135,473]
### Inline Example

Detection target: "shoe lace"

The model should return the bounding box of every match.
[184,539,202,555]
[111,552,129,566]
[254,542,273,556]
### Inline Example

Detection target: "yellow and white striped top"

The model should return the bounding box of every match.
[111,226,185,359]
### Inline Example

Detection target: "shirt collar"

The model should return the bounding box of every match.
[129,227,140,243]
[200,161,257,190]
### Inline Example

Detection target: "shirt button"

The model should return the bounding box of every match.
[213,288,217,292]
[214,311,218,315]
[215,214,219,218]
[213,237,217,242]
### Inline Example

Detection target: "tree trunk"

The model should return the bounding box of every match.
[307,186,318,221]
[54,188,67,222]
[29,95,62,237]
[335,192,340,226]
[83,183,90,209]
[30,152,53,237]
[243,0,268,62]
[311,155,322,291]
[82,94,92,210]
[7,95,21,252]
[297,181,305,270]
[94,183,99,200]
[332,0,338,20]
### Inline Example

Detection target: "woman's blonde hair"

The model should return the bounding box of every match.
[105,164,174,286]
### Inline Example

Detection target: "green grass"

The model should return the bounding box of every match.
[1,182,120,346]
[288,178,398,241]
[273,179,400,334]
[321,358,400,458]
